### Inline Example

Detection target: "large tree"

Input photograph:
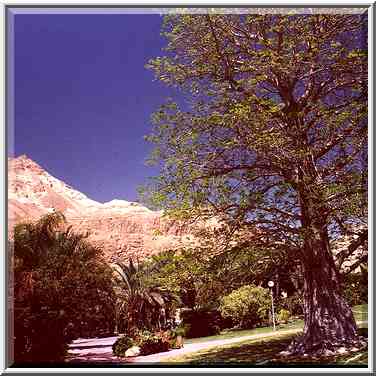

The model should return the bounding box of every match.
[145,11,368,354]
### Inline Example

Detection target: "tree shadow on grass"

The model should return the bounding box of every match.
[180,328,368,366]
[186,334,294,366]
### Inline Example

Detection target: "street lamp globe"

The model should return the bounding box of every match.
[267,280,276,331]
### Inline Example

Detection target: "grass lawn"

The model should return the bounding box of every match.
[353,304,368,322]
[185,319,304,345]
[168,304,368,366]
[185,304,367,345]
[165,327,368,366]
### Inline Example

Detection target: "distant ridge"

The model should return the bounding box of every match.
[8,155,191,261]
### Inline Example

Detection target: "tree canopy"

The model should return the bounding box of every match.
[146,12,367,247]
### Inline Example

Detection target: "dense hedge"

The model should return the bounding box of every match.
[179,308,222,338]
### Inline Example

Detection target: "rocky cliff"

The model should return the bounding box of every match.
[8,155,192,261]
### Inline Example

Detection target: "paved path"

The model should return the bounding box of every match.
[66,320,368,364]
[67,328,302,364]
[131,328,302,363]
[67,336,122,363]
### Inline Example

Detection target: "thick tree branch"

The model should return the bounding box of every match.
[336,229,368,268]
[341,253,368,275]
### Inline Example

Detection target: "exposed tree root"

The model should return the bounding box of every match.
[281,333,368,358]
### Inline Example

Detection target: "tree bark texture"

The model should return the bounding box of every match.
[292,228,358,354]
[290,167,360,354]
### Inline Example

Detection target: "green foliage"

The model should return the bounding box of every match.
[180,308,222,338]
[279,294,304,316]
[143,14,368,252]
[112,329,183,358]
[135,330,171,355]
[143,246,231,310]
[13,212,115,363]
[344,268,368,307]
[144,14,367,226]
[220,285,271,329]
[142,249,202,309]
[277,309,291,324]
[112,259,178,335]
[112,335,135,357]
[171,324,188,339]
[143,13,367,349]
[154,327,186,349]
[143,242,297,313]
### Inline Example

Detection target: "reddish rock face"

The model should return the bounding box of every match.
[8,155,190,261]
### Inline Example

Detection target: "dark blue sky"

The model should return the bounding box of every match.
[14,14,176,203]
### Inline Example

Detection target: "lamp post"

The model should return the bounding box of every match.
[114,299,120,336]
[268,280,276,331]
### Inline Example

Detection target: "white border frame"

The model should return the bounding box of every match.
[1,1,373,374]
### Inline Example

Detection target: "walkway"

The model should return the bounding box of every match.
[131,328,301,363]
[66,328,301,364]
[66,320,367,364]
[67,336,121,363]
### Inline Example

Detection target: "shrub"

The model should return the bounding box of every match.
[112,335,135,357]
[344,271,367,306]
[219,285,271,329]
[174,323,191,338]
[166,328,185,349]
[277,308,291,323]
[180,308,221,338]
[279,293,304,316]
[112,329,183,358]
[14,312,68,363]
[172,324,188,338]
[134,330,170,355]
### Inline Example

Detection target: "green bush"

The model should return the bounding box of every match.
[172,324,189,338]
[279,293,304,316]
[180,308,222,338]
[113,330,180,357]
[219,285,271,329]
[14,311,68,363]
[277,308,291,323]
[135,330,170,355]
[112,335,135,357]
[344,270,367,307]
[165,327,185,349]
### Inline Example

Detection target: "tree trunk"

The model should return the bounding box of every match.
[290,170,361,355]
[289,231,359,355]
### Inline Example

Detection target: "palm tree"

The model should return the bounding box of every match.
[13,211,116,362]
[111,259,174,335]
[13,211,67,298]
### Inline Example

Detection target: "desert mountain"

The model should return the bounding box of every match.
[8,155,366,270]
[8,155,192,261]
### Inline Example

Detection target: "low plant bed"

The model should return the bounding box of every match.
[112,329,184,358]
